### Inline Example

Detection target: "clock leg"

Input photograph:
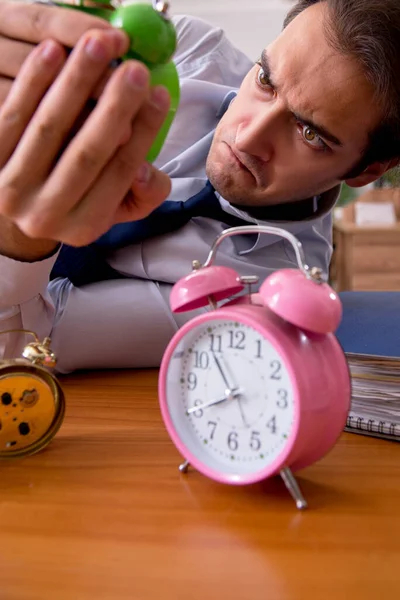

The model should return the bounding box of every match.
[280,467,308,510]
[178,460,190,474]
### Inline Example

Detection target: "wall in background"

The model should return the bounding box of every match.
[169,0,294,58]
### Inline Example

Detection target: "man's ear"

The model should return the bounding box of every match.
[345,158,399,188]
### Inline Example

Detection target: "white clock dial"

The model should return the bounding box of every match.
[165,319,295,476]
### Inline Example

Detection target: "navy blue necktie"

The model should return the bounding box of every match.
[51,181,316,286]
[50,181,247,286]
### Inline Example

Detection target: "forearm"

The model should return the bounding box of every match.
[0,215,59,261]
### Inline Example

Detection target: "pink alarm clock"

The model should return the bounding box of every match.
[158,225,351,509]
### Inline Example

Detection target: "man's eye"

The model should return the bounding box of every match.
[301,125,326,150]
[257,67,271,88]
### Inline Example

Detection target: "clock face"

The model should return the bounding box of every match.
[164,318,296,480]
[0,372,58,456]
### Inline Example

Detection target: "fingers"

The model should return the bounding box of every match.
[0,2,120,113]
[42,59,153,217]
[0,2,112,46]
[0,3,173,248]
[0,36,33,80]
[76,85,171,215]
[0,76,12,106]
[117,166,172,223]
[52,84,172,245]
[0,39,66,168]
[62,165,172,247]
[0,53,171,245]
[0,28,129,202]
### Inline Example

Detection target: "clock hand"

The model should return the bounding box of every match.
[236,395,250,428]
[211,350,233,391]
[211,351,249,427]
[186,388,242,415]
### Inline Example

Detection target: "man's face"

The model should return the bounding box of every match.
[206,2,380,206]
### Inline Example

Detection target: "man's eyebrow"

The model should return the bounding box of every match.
[259,49,344,148]
[293,113,343,147]
[260,49,277,90]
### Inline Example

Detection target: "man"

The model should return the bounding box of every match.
[0,0,398,372]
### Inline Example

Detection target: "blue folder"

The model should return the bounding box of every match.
[335,292,400,357]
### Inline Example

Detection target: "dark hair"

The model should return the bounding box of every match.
[284,0,400,172]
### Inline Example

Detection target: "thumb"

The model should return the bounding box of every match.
[114,163,171,223]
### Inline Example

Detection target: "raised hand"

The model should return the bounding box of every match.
[0,2,172,260]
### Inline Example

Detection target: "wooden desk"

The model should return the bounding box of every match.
[1,369,399,600]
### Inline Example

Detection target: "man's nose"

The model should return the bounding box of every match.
[235,104,283,162]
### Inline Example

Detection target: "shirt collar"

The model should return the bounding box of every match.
[216,90,237,119]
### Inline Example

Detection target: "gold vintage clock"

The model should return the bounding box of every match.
[0,330,65,458]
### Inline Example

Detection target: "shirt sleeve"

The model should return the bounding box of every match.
[0,252,59,360]
[0,244,185,373]
[172,14,253,85]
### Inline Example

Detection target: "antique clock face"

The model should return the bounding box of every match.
[0,346,65,459]
[162,318,296,480]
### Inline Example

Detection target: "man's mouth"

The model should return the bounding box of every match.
[226,143,257,181]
